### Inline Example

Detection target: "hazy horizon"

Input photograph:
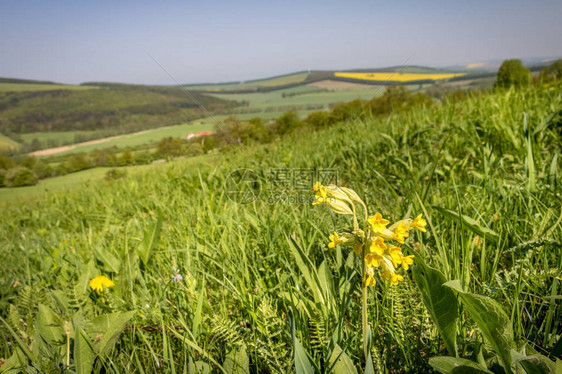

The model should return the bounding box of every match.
[1,0,562,85]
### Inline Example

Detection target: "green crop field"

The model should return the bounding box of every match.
[1,82,560,372]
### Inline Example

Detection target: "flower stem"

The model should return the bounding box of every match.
[362,248,368,361]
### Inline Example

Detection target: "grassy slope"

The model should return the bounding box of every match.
[1,84,560,371]
[0,85,234,135]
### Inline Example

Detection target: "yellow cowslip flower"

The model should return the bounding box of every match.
[369,237,387,255]
[401,255,415,271]
[365,252,383,268]
[89,276,115,293]
[409,214,427,232]
[328,232,342,249]
[368,213,390,234]
[392,222,409,244]
[388,246,403,267]
[365,273,376,287]
[381,270,404,286]
[353,243,363,256]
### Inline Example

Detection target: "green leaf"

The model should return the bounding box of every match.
[433,207,499,243]
[429,356,493,373]
[328,344,357,374]
[444,280,514,372]
[36,304,64,347]
[223,344,249,374]
[364,353,375,374]
[190,360,211,374]
[412,256,458,356]
[138,213,162,266]
[294,336,315,374]
[74,327,95,374]
[86,311,136,357]
[289,308,316,374]
[511,353,556,374]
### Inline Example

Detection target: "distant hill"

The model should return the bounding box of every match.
[0,84,236,136]
[445,56,562,72]
[182,66,473,93]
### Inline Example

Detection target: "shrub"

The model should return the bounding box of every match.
[495,59,530,89]
[0,169,6,187]
[4,166,38,187]
[104,168,127,181]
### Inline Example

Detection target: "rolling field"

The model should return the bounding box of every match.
[0,83,560,372]
[184,72,309,91]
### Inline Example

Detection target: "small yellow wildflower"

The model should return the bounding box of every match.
[381,271,404,286]
[392,222,409,244]
[368,213,390,234]
[409,214,427,232]
[369,237,387,255]
[388,246,403,267]
[401,255,415,271]
[89,275,115,293]
[328,232,343,249]
[365,273,376,287]
[365,252,383,268]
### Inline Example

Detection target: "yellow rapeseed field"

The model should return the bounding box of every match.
[334,72,465,82]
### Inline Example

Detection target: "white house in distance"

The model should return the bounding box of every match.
[185,133,196,140]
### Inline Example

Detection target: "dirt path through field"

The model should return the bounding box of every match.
[30,130,151,156]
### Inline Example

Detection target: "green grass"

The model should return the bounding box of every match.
[0,83,560,372]
[0,83,96,92]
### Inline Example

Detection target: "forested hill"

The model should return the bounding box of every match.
[0,84,236,135]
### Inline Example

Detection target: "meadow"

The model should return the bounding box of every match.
[0,81,560,373]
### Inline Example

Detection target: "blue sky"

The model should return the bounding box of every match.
[1,0,561,84]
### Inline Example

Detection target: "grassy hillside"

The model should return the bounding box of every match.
[0,85,235,136]
[0,82,560,372]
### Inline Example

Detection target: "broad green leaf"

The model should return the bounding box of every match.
[36,304,64,347]
[74,327,95,374]
[444,280,514,372]
[429,356,493,373]
[223,344,249,374]
[433,207,499,243]
[412,257,458,356]
[138,213,162,266]
[511,352,556,374]
[86,311,136,357]
[294,336,315,374]
[328,344,357,374]
[0,348,28,374]
[364,353,375,374]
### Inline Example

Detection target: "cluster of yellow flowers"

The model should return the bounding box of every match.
[313,182,426,287]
